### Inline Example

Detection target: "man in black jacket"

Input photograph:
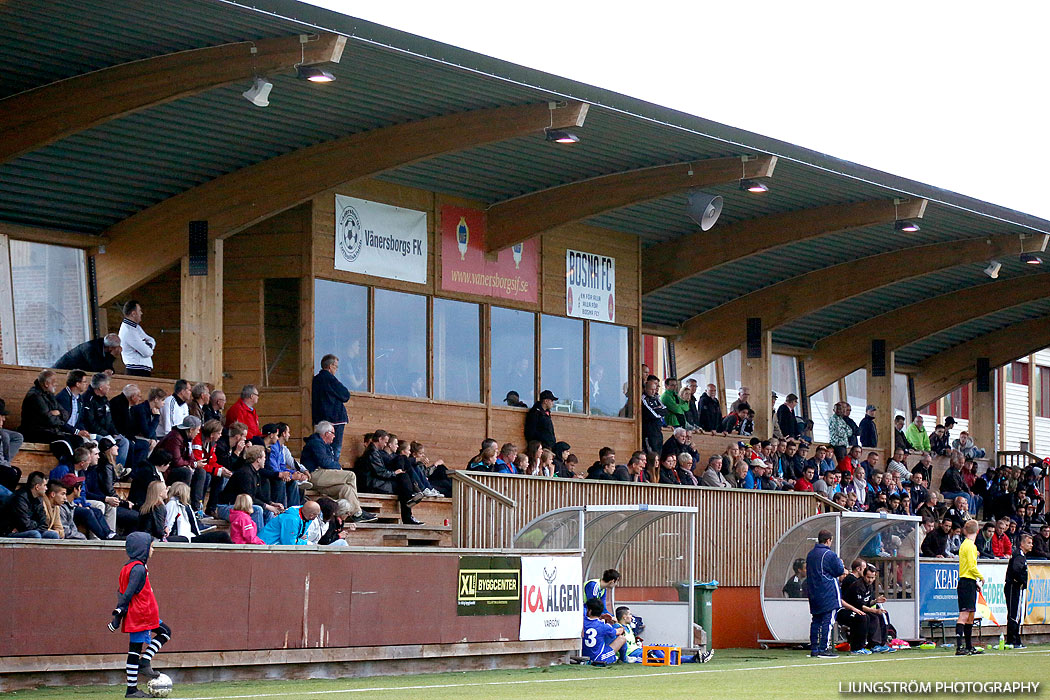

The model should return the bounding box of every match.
[858,405,878,447]
[697,384,722,433]
[2,472,59,538]
[640,380,666,453]
[776,394,801,439]
[312,354,351,460]
[109,384,140,442]
[80,374,131,469]
[19,370,85,448]
[524,390,557,449]
[52,333,122,374]
[1005,533,1032,648]
[921,517,953,558]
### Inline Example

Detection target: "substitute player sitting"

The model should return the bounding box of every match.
[956,519,984,655]
[583,568,620,620]
[583,597,625,665]
[614,606,712,664]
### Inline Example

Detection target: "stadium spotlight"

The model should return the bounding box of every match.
[1020,252,1043,265]
[894,219,920,233]
[545,128,579,144]
[983,260,1001,279]
[740,179,769,193]
[241,77,273,107]
[296,65,336,82]
[685,190,723,231]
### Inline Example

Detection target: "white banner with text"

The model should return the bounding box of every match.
[519,555,584,641]
[334,195,428,283]
[565,249,615,322]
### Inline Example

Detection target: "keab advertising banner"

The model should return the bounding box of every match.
[918,561,1007,623]
[334,195,428,283]
[519,555,584,641]
[565,249,615,323]
[440,205,538,302]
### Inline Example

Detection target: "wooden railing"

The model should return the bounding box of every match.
[453,473,826,587]
[997,449,1041,469]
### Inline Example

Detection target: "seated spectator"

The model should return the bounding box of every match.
[253,423,297,509]
[719,403,750,435]
[187,383,210,421]
[207,421,249,515]
[662,428,700,464]
[516,453,532,475]
[1032,523,1050,560]
[990,517,1013,558]
[813,470,841,498]
[163,482,230,543]
[128,449,173,511]
[159,379,191,437]
[916,490,941,522]
[1,471,59,539]
[464,438,498,470]
[137,481,169,541]
[730,459,750,488]
[55,369,89,430]
[587,447,619,480]
[794,465,817,492]
[940,457,975,514]
[921,516,953,557]
[858,451,879,482]
[227,493,264,544]
[837,445,862,479]
[109,383,140,445]
[832,492,848,508]
[751,460,779,491]
[49,443,91,482]
[469,446,499,473]
[217,444,283,531]
[42,478,72,538]
[129,387,164,468]
[946,495,970,528]
[300,422,376,523]
[223,386,260,440]
[19,369,85,449]
[260,501,321,546]
[783,558,807,598]
[0,399,24,491]
[85,437,137,533]
[885,449,909,482]
[203,389,226,426]
[364,430,423,524]
[930,424,950,456]
[190,419,227,513]
[52,333,122,373]
[780,440,804,484]
[404,442,442,496]
[904,415,931,453]
[156,415,202,487]
[975,521,996,558]
[314,498,358,546]
[551,442,574,478]
[59,474,115,540]
[952,430,986,459]
[658,453,681,485]
[495,443,519,474]
[947,524,962,556]
[522,441,543,474]
[79,373,131,468]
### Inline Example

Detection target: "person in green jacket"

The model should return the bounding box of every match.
[660,378,690,429]
[904,414,931,453]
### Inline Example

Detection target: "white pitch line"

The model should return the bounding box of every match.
[167,650,1050,700]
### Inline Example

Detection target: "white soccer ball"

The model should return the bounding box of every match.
[147,673,173,698]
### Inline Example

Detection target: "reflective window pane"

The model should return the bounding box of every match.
[10,241,90,366]
[809,383,840,444]
[374,289,426,397]
[892,373,910,420]
[490,306,535,407]
[589,323,629,417]
[433,298,479,403]
[771,354,799,412]
[844,368,866,412]
[313,279,368,392]
[541,314,583,414]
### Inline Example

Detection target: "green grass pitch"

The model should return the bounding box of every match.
[4,646,1047,699]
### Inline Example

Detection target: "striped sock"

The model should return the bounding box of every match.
[126,650,140,687]
[141,626,170,662]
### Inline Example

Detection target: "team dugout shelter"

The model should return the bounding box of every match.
[2,0,1050,690]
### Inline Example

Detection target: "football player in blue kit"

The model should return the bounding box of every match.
[583,597,625,665]
[583,569,620,618]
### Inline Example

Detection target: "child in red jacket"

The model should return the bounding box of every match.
[109,532,172,697]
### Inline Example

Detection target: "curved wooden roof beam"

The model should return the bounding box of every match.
[0,33,347,164]
[912,314,1050,406]
[643,197,927,295]
[94,101,589,303]
[673,233,1049,377]
[483,155,777,253]
[804,271,1050,394]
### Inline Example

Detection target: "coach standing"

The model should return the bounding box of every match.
[1005,533,1032,649]
[312,354,351,461]
[806,529,845,658]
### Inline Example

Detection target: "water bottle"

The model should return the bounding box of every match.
[997,633,1004,651]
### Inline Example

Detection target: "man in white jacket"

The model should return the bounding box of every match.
[117,300,156,377]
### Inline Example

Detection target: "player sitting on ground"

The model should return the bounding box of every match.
[582,597,625,665]
[614,606,712,664]
[583,568,620,620]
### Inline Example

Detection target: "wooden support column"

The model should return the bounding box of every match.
[969,380,996,456]
[741,330,772,437]
[866,349,895,450]
[180,240,223,387]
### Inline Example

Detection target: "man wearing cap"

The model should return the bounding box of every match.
[525,390,558,449]
[0,398,23,491]
[504,391,527,408]
[857,405,878,448]
[154,415,203,486]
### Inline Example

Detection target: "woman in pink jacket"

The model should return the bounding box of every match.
[228,494,263,545]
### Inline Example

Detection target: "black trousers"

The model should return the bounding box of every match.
[1005,583,1024,645]
[125,368,152,377]
[836,609,868,651]
[866,610,888,647]
[375,472,417,521]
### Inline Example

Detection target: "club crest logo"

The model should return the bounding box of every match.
[337,204,363,263]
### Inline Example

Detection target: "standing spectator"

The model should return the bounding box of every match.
[683,378,701,428]
[1005,534,1032,648]
[828,403,852,460]
[159,380,191,437]
[202,390,225,425]
[930,424,951,456]
[0,399,23,491]
[892,415,910,454]
[904,415,931,453]
[19,370,85,448]
[806,529,845,658]
[659,378,687,429]
[1,472,59,538]
[843,404,860,448]
[109,384,141,443]
[730,386,751,414]
[858,405,878,448]
[187,383,210,421]
[225,385,262,440]
[312,354,351,460]
[53,333,122,374]
[79,373,131,469]
[524,390,558,449]
[503,391,528,408]
[776,394,801,439]
[640,379,667,453]
[300,422,376,523]
[117,300,156,377]
[697,383,723,433]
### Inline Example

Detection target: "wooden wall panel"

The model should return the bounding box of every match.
[105,265,181,378]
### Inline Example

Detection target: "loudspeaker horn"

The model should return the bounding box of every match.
[686,191,723,231]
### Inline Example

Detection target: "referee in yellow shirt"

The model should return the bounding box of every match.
[956,519,984,655]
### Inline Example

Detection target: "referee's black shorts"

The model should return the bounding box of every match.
[957,577,978,612]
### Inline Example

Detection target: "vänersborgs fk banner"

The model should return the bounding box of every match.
[334,195,427,283]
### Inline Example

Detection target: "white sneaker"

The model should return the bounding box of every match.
[425,488,441,497]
